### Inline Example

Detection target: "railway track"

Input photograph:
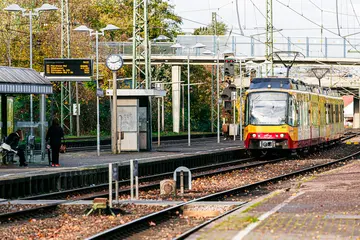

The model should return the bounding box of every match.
[85,150,360,240]
[0,157,281,223]
[1,134,359,233]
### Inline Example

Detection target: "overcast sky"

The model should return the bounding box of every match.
[169,0,360,39]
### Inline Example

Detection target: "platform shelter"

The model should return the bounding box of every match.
[0,66,53,161]
[106,89,166,151]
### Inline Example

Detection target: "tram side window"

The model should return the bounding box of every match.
[288,97,298,126]
[329,104,334,123]
[303,101,308,126]
[312,103,318,126]
[325,104,329,124]
[335,105,339,123]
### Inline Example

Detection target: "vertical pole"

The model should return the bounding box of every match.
[182,84,185,132]
[118,115,122,153]
[135,176,139,199]
[211,65,214,132]
[180,170,184,196]
[187,51,191,147]
[132,0,137,89]
[40,94,46,161]
[325,37,328,58]
[115,180,119,204]
[112,71,118,154]
[108,163,113,208]
[217,38,220,143]
[96,32,100,156]
[29,11,33,69]
[69,83,72,135]
[161,97,165,131]
[29,12,34,152]
[158,97,160,146]
[76,82,80,137]
[306,37,310,57]
[61,82,64,128]
[144,0,149,89]
[239,61,243,142]
[233,96,236,141]
[130,160,134,200]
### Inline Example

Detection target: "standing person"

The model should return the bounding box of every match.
[46,119,64,167]
[5,129,27,167]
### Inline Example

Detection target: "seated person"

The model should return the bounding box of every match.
[5,129,27,167]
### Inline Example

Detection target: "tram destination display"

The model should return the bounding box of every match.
[44,59,93,77]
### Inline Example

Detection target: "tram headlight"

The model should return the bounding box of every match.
[280,133,285,138]
[252,134,256,138]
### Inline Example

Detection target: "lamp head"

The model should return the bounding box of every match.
[35,3,58,12]
[153,35,169,41]
[192,42,206,49]
[170,43,183,49]
[101,24,120,31]
[222,49,234,55]
[4,4,24,12]
[203,50,214,55]
[74,25,93,32]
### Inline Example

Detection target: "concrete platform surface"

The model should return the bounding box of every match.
[187,160,360,240]
[0,138,243,180]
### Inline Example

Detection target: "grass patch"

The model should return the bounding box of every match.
[241,190,281,214]
[213,215,259,230]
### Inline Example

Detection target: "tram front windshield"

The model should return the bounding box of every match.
[248,92,288,125]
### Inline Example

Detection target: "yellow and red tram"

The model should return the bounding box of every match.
[244,78,344,156]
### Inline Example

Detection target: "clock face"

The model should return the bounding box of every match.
[106,54,123,71]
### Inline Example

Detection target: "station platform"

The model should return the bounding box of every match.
[0,137,243,180]
[188,160,360,240]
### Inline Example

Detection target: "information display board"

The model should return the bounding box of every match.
[44,59,93,77]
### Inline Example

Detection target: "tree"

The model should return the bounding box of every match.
[193,21,228,35]
[0,0,183,135]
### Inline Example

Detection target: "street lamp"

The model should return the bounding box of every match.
[171,42,206,146]
[74,24,120,156]
[4,3,58,161]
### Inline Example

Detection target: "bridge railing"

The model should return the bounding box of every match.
[98,35,360,59]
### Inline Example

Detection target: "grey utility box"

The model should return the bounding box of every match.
[106,89,166,151]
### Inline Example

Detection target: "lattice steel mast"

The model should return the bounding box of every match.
[60,0,72,134]
[132,0,151,89]
[265,0,274,76]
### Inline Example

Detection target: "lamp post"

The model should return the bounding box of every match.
[4,3,58,161]
[171,42,205,147]
[74,24,120,156]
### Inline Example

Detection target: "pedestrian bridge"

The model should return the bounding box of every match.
[98,35,360,129]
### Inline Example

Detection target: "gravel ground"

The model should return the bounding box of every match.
[1,144,358,240]
[118,144,360,202]
[0,204,167,240]
[111,145,360,240]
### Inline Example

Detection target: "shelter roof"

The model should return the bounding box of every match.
[0,66,52,94]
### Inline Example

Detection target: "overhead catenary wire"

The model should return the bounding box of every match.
[275,0,360,55]
[349,0,360,28]
[336,0,341,36]
[249,0,308,52]
[235,0,244,35]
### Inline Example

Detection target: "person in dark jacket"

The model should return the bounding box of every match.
[5,129,27,167]
[46,119,64,167]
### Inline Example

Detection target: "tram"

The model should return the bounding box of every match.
[243,77,344,156]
